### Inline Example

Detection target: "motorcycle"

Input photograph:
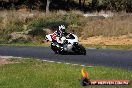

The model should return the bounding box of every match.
[45,33,86,55]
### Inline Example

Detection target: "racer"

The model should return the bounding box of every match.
[51,25,67,48]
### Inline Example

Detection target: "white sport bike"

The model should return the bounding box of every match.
[45,33,86,55]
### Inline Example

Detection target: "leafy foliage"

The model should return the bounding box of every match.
[99,0,132,12]
[1,0,132,12]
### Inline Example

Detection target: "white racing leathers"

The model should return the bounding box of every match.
[56,36,66,44]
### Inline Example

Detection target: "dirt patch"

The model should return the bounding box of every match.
[0,58,18,65]
[80,35,132,45]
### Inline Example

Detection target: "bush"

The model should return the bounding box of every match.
[100,0,132,12]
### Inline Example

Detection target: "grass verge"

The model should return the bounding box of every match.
[84,44,132,50]
[0,43,132,50]
[0,42,50,47]
[0,58,131,88]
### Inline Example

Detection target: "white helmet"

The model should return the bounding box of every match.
[59,25,66,33]
[59,25,65,30]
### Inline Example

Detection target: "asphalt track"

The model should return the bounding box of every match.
[0,46,132,70]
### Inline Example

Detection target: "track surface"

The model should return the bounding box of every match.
[0,46,132,70]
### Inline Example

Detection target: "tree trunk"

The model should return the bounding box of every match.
[66,0,70,10]
[79,0,81,7]
[92,0,98,10]
[46,0,50,14]
[83,0,85,7]
[82,0,85,11]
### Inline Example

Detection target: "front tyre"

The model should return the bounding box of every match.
[51,43,60,54]
[73,44,86,55]
[51,43,66,54]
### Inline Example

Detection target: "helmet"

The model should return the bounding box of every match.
[59,25,66,33]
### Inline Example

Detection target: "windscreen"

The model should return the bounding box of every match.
[66,34,75,39]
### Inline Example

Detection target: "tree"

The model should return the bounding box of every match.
[126,0,132,12]
[66,0,70,10]
[46,0,50,14]
[79,0,86,9]
[92,0,99,10]
[82,0,85,7]
[79,0,81,8]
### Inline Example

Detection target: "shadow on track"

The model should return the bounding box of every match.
[57,52,87,55]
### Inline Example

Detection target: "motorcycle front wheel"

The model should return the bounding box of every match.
[73,44,86,55]
[51,43,60,54]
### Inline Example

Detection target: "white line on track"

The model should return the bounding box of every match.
[65,63,70,65]
[57,62,62,64]
[0,56,22,59]
[73,64,78,66]
[42,60,48,62]
[48,61,55,63]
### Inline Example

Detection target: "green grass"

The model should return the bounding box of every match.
[0,42,50,47]
[0,58,131,88]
